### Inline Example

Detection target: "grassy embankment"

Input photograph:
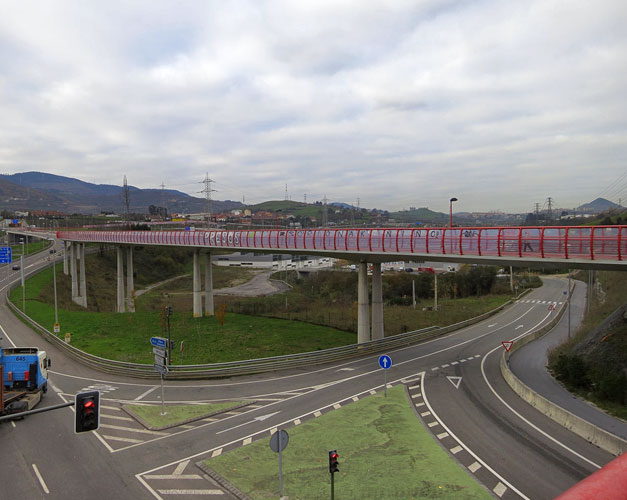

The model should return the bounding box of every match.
[205,385,491,500]
[548,271,627,419]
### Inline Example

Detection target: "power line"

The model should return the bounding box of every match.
[198,173,217,228]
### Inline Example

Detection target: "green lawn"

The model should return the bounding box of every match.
[205,386,491,500]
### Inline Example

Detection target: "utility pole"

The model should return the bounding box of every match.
[160,181,167,218]
[199,173,217,229]
[284,183,288,201]
[122,175,131,228]
[547,197,554,220]
[322,195,329,227]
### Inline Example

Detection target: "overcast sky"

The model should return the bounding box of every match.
[1,1,626,213]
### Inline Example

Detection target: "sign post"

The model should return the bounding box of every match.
[151,337,169,415]
[270,429,289,499]
[378,354,392,397]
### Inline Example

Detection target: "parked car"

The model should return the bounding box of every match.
[12,265,20,270]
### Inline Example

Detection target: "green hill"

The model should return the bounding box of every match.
[389,207,447,224]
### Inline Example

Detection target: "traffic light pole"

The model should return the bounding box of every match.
[0,401,74,422]
[331,472,335,500]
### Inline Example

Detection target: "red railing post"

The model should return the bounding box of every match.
[590,228,595,260]
[478,229,482,256]
[540,228,545,258]
[618,227,623,261]
[565,228,569,259]
[518,228,523,258]
[459,229,464,255]
[497,228,502,257]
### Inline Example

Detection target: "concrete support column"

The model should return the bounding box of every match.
[126,246,135,312]
[70,242,78,301]
[63,242,69,275]
[193,249,202,317]
[79,243,87,308]
[371,262,384,340]
[357,261,370,344]
[117,246,125,313]
[204,252,214,316]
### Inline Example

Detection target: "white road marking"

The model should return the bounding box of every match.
[293,419,301,425]
[202,418,218,422]
[437,432,449,439]
[480,317,602,470]
[103,435,145,444]
[101,405,122,411]
[336,367,355,372]
[158,489,224,495]
[411,393,421,399]
[32,464,50,494]
[431,366,439,371]
[451,361,459,365]
[270,428,277,435]
[313,411,322,417]
[215,412,280,434]
[145,475,201,480]
[441,363,450,368]
[242,437,252,446]
[460,359,467,363]
[11,421,16,428]
[450,446,463,454]
[494,482,507,497]
[415,402,425,407]
[447,376,462,389]
[468,461,481,473]
[420,411,431,417]
[0,322,16,347]
[211,448,223,457]
[173,461,189,476]
[427,421,439,428]
[99,424,167,435]
[333,403,341,410]
[134,386,159,401]
[408,385,420,389]
[420,372,532,500]
[101,414,134,422]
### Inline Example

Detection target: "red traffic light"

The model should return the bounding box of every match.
[329,450,339,473]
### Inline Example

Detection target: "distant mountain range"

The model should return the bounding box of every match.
[0,172,243,215]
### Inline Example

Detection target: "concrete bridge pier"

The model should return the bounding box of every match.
[193,249,202,317]
[371,262,384,340]
[126,246,135,312]
[357,261,370,343]
[79,243,87,308]
[117,246,125,312]
[204,252,214,316]
[63,241,69,275]
[70,242,78,302]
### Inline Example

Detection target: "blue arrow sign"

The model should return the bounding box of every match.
[378,354,392,370]
[150,336,167,348]
[0,247,12,264]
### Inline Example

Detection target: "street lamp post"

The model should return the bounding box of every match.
[449,197,458,227]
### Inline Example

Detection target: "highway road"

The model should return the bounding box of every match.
[0,246,620,499]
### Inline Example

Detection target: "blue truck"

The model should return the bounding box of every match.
[0,347,51,416]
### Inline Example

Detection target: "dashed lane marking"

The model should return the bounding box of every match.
[431,366,439,371]
[441,364,450,368]
[437,432,449,439]
[451,361,459,365]
[211,449,222,458]
[450,446,463,455]
[427,421,439,428]
[32,464,50,495]
[242,437,252,446]
[293,419,301,425]
[493,482,507,497]
[420,411,431,417]
[468,462,481,473]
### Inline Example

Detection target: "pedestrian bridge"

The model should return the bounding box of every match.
[57,225,627,271]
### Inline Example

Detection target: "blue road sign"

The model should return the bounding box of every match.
[150,336,167,348]
[0,247,12,264]
[378,354,392,370]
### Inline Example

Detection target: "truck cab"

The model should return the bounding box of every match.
[1,347,50,394]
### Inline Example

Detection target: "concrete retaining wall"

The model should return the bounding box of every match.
[500,285,627,456]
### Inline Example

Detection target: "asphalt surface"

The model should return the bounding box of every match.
[0,247,621,500]
[510,279,627,440]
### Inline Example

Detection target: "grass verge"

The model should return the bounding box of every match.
[204,386,491,500]
[124,402,247,429]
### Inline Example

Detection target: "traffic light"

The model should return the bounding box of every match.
[75,390,100,433]
[329,450,339,474]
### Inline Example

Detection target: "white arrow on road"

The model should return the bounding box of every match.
[216,411,280,434]
[447,376,462,389]
[515,324,524,330]
[488,323,497,328]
